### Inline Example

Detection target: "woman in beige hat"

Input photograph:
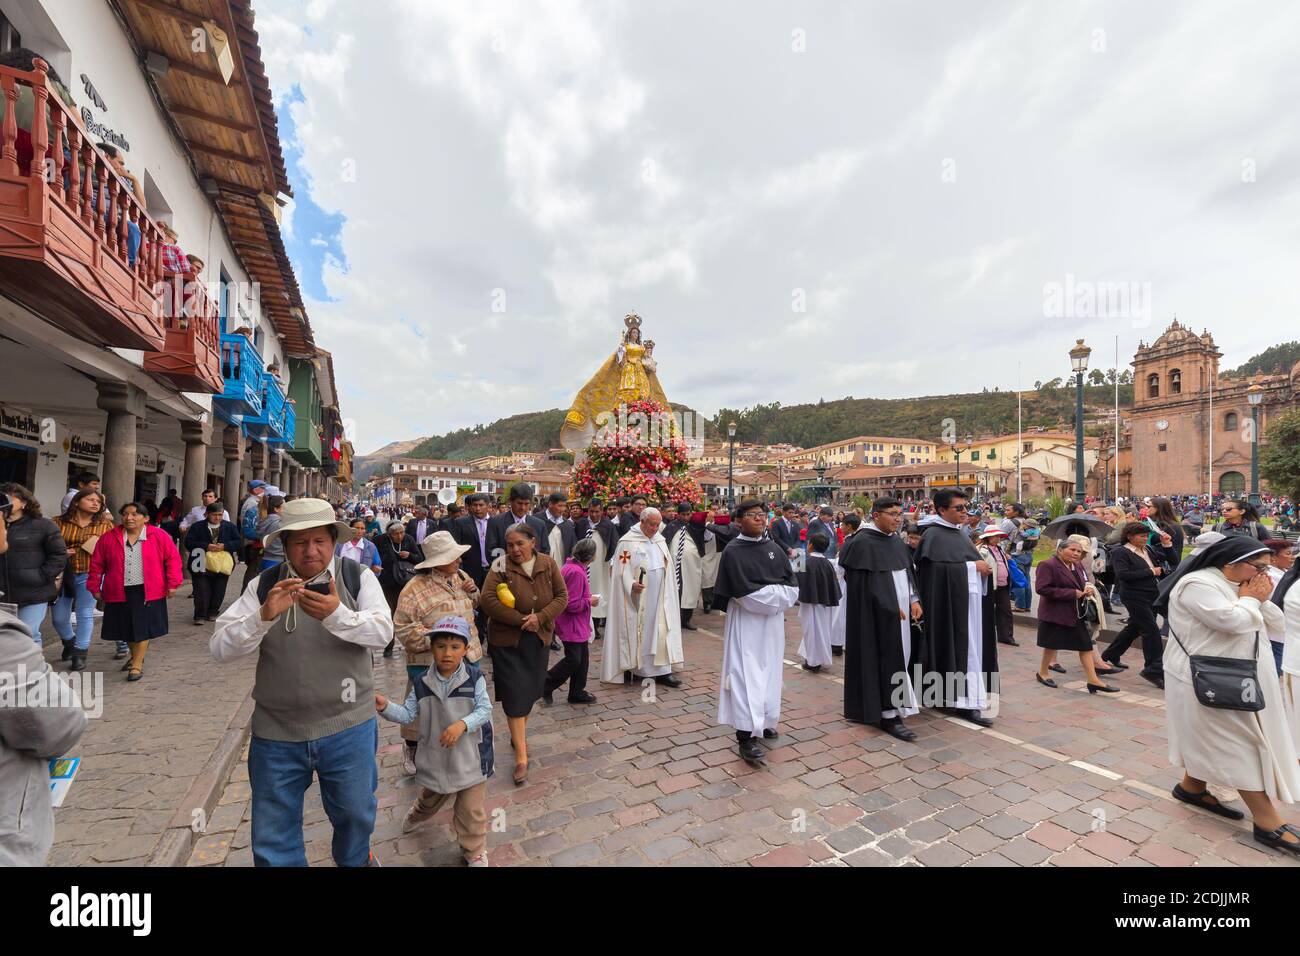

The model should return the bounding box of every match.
[391,531,482,775]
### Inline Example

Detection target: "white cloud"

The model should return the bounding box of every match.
[254,0,1300,450]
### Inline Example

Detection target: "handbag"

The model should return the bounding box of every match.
[389,542,418,588]
[1169,624,1264,712]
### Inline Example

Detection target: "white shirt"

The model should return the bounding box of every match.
[209,557,394,662]
[122,525,147,587]
[339,539,366,564]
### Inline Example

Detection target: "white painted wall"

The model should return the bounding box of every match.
[2,0,292,401]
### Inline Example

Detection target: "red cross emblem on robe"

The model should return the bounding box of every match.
[618,550,632,565]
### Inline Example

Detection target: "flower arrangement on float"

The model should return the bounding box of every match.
[569,399,702,505]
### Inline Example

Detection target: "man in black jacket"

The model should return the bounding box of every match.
[541,492,576,563]
[617,496,647,536]
[770,503,802,558]
[450,494,493,589]
[807,506,838,559]
[405,505,436,546]
[486,483,551,560]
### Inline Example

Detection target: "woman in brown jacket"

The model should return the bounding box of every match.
[480,522,567,784]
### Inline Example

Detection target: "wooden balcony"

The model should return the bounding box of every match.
[142,273,222,393]
[0,60,168,351]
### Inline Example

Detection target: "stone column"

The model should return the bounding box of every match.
[249,440,267,481]
[95,381,145,514]
[180,418,211,514]
[265,449,281,492]
[222,425,245,510]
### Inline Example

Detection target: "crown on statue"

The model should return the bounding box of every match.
[624,313,643,331]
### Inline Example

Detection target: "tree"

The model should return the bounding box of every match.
[1261,410,1300,500]
[1118,369,1133,385]
[1087,368,1105,385]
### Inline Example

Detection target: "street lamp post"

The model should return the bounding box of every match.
[951,433,973,495]
[727,420,737,509]
[1069,338,1092,502]
[1248,383,1264,506]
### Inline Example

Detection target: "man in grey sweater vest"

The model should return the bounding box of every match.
[212,499,394,867]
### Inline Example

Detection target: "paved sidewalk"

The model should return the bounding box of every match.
[43,580,255,866]
[190,611,1300,868]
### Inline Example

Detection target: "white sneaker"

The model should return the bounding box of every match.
[463,850,489,867]
[401,808,427,834]
[402,749,417,775]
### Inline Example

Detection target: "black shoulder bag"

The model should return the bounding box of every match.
[1169,624,1264,712]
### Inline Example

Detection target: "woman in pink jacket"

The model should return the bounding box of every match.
[542,538,600,706]
[88,502,183,682]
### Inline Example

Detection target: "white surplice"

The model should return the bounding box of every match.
[600,526,684,683]
[829,558,847,648]
[589,529,611,622]
[954,560,989,710]
[881,566,919,719]
[717,539,800,733]
[797,603,833,668]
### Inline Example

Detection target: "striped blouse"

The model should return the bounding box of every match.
[56,516,115,575]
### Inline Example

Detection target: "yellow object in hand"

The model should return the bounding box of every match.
[496,582,516,608]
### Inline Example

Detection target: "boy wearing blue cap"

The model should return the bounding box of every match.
[375,615,494,866]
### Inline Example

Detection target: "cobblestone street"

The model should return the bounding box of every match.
[43,581,253,867]
[182,608,1300,868]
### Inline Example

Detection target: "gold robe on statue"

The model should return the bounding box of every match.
[560,342,672,451]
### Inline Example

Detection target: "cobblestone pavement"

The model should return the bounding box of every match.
[189,609,1300,868]
[44,580,254,866]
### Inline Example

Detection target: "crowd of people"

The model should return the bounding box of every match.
[3,473,1300,867]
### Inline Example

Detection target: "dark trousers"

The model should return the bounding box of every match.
[992,585,1014,643]
[681,608,693,628]
[545,641,589,700]
[1103,594,1163,677]
[241,544,262,595]
[192,572,230,619]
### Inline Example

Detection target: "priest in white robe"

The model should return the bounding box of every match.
[714,500,799,765]
[601,508,685,688]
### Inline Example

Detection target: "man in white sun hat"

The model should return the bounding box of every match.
[212,497,395,867]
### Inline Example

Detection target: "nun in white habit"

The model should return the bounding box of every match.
[1159,537,1300,856]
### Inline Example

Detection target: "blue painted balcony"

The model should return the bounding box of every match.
[215,333,264,422]
[273,401,296,447]
[244,372,287,441]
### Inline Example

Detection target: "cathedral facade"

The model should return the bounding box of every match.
[1129,320,1298,496]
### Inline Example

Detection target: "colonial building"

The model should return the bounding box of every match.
[0,0,347,512]
[1129,320,1299,496]
[782,435,937,468]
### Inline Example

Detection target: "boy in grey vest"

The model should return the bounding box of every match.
[376,615,494,866]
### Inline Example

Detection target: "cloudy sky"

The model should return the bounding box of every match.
[254,0,1300,454]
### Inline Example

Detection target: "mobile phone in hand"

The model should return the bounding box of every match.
[304,581,331,596]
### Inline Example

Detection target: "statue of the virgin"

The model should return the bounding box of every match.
[559,313,672,452]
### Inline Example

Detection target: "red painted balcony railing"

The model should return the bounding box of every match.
[142,272,222,393]
[0,58,165,350]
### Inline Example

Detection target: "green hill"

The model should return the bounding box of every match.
[1226,341,1300,379]
[711,384,1133,447]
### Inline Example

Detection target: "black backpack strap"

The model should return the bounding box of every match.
[336,556,361,603]
[255,562,287,605]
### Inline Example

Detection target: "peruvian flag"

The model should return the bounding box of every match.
[331,432,342,462]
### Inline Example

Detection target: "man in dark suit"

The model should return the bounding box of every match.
[486,482,551,560]
[618,495,647,536]
[541,492,577,563]
[405,505,435,546]
[438,502,463,534]
[450,493,493,588]
[807,506,838,559]
[770,502,801,558]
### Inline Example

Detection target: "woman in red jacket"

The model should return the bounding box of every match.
[88,502,183,682]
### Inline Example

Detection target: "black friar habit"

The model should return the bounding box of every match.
[914,520,998,709]
[798,553,842,606]
[712,535,797,607]
[839,527,917,724]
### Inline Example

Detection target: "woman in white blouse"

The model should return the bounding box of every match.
[1159,536,1300,856]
